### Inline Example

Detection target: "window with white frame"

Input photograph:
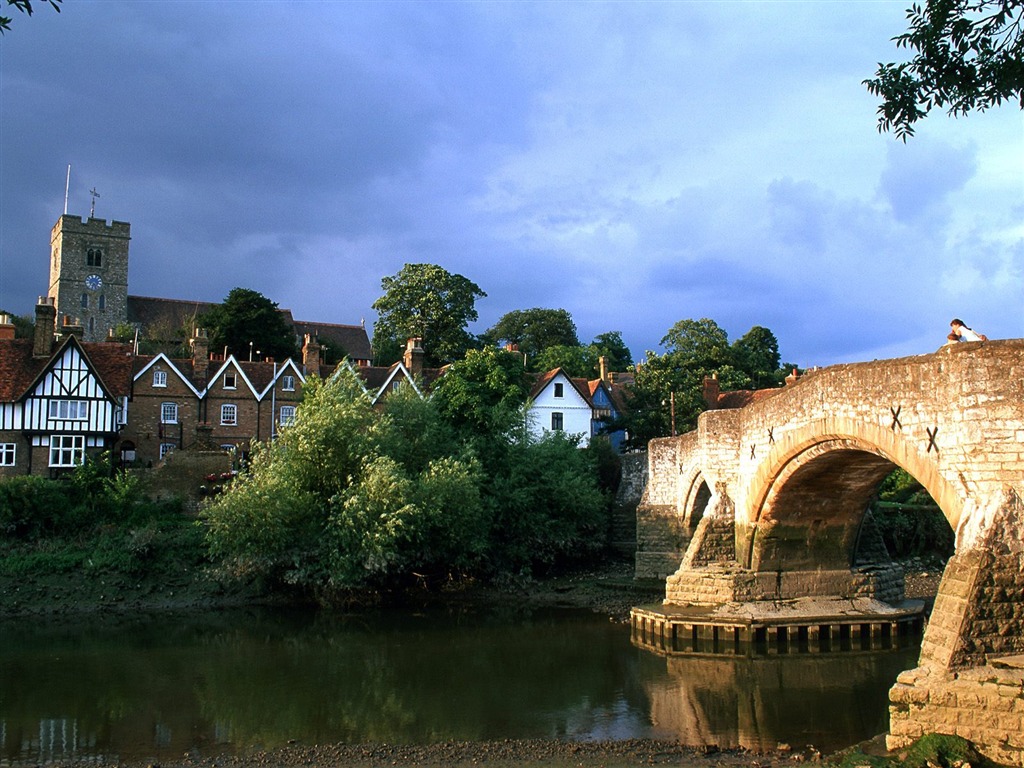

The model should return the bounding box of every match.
[49,434,85,467]
[153,370,167,387]
[551,412,564,431]
[279,405,296,426]
[554,382,564,398]
[281,374,295,391]
[221,404,237,426]
[223,372,237,389]
[159,443,176,459]
[48,400,89,420]
[160,402,178,424]
[0,443,15,466]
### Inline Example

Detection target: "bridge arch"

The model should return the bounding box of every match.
[740,417,964,572]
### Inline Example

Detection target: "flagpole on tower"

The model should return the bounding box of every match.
[64,165,71,215]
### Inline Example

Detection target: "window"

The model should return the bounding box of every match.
[223,372,237,389]
[49,434,85,467]
[554,382,564,398]
[98,294,106,311]
[87,248,103,267]
[221,404,237,426]
[0,443,15,466]
[81,293,89,309]
[160,402,178,424]
[279,405,296,426]
[153,370,167,387]
[281,375,295,391]
[551,412,564,431]
[48,400,89,420]
[159,443,175,459]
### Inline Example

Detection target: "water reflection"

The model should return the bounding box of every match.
[0,606,918,765]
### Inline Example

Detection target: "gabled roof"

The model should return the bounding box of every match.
[528,368,595,406]
[133,353,205,397]
[205,356,260,398]
[0,336,134,403]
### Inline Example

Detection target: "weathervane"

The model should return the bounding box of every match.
[89,187,100,217]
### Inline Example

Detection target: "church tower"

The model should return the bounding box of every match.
[48,215,131,342]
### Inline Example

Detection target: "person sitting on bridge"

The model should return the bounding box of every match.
[950,318,987,342]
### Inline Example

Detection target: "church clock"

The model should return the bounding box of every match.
[86,274,103,291]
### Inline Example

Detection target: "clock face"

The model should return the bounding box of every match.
[86,274,102,291]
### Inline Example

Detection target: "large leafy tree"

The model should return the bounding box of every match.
[483,308,579,362]
[430,347,531,442]
[865,0,1024,139]
[732,325,781,388]
[202,288,297,362]
[372,264,486,367]
[621,318,787,448]
[531,344,601,378]
[592,330,634,371]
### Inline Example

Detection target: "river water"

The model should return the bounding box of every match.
[0,605,919,765]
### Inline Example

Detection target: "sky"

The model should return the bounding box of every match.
[1,1,1022,369]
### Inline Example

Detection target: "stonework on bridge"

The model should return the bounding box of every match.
[631,339,1024,765]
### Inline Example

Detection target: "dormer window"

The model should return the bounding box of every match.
[554,382,564,398]
[224,372,237,390]
[87,248,102,267]
[153,370,167,388]
[281,374,295,391]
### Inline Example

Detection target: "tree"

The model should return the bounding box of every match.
[592,330,634,371]
[0,309,34,339]
[620,319,792,447]
[732,325,781,388]
[372,264,486,367]
[483,308,579,362]
[531,344,600,378]
[1,0,60,35]
[201,288,296,362]
[430,347,531,442]
[865,0,1024,139]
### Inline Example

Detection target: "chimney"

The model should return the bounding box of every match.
[599,355,609,383]
[0,313,15,341]
[59,316,84,340]
[702,373,720,409]
[191,328,210,381]
[302,333,321,373]
[785,368,800,386]
[403,337,424,377]
[33,297,56,357]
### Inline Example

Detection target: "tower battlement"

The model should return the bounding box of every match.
[50,215,131,239]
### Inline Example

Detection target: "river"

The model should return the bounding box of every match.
[0,604,919,765]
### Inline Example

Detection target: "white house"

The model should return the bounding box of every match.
[527,368,601,447]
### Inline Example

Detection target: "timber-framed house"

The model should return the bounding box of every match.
[0,299,134,477]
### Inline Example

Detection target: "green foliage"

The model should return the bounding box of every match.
[489,432,607,574]
[0,475,73,538]
[872,468,954,560]
[484,308,579,361]
[202,287,297,362]
[431,347,531,440]
[0,309,34,339]
[592,330,633,370]
[828,733,992,768]
[531,344,600,378]
[372,263,486,366]
[732,325,781,388]
[865,0,1024,140]
[1,0,61,35]
[620,317,790,447]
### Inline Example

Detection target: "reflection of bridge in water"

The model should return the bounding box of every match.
[642,649,919,752]
[631,340,1024,766]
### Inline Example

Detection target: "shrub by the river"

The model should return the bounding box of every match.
[203,363,610,595]
[0,455,197,580]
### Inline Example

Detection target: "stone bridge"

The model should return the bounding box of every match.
[632,339,1024,765]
